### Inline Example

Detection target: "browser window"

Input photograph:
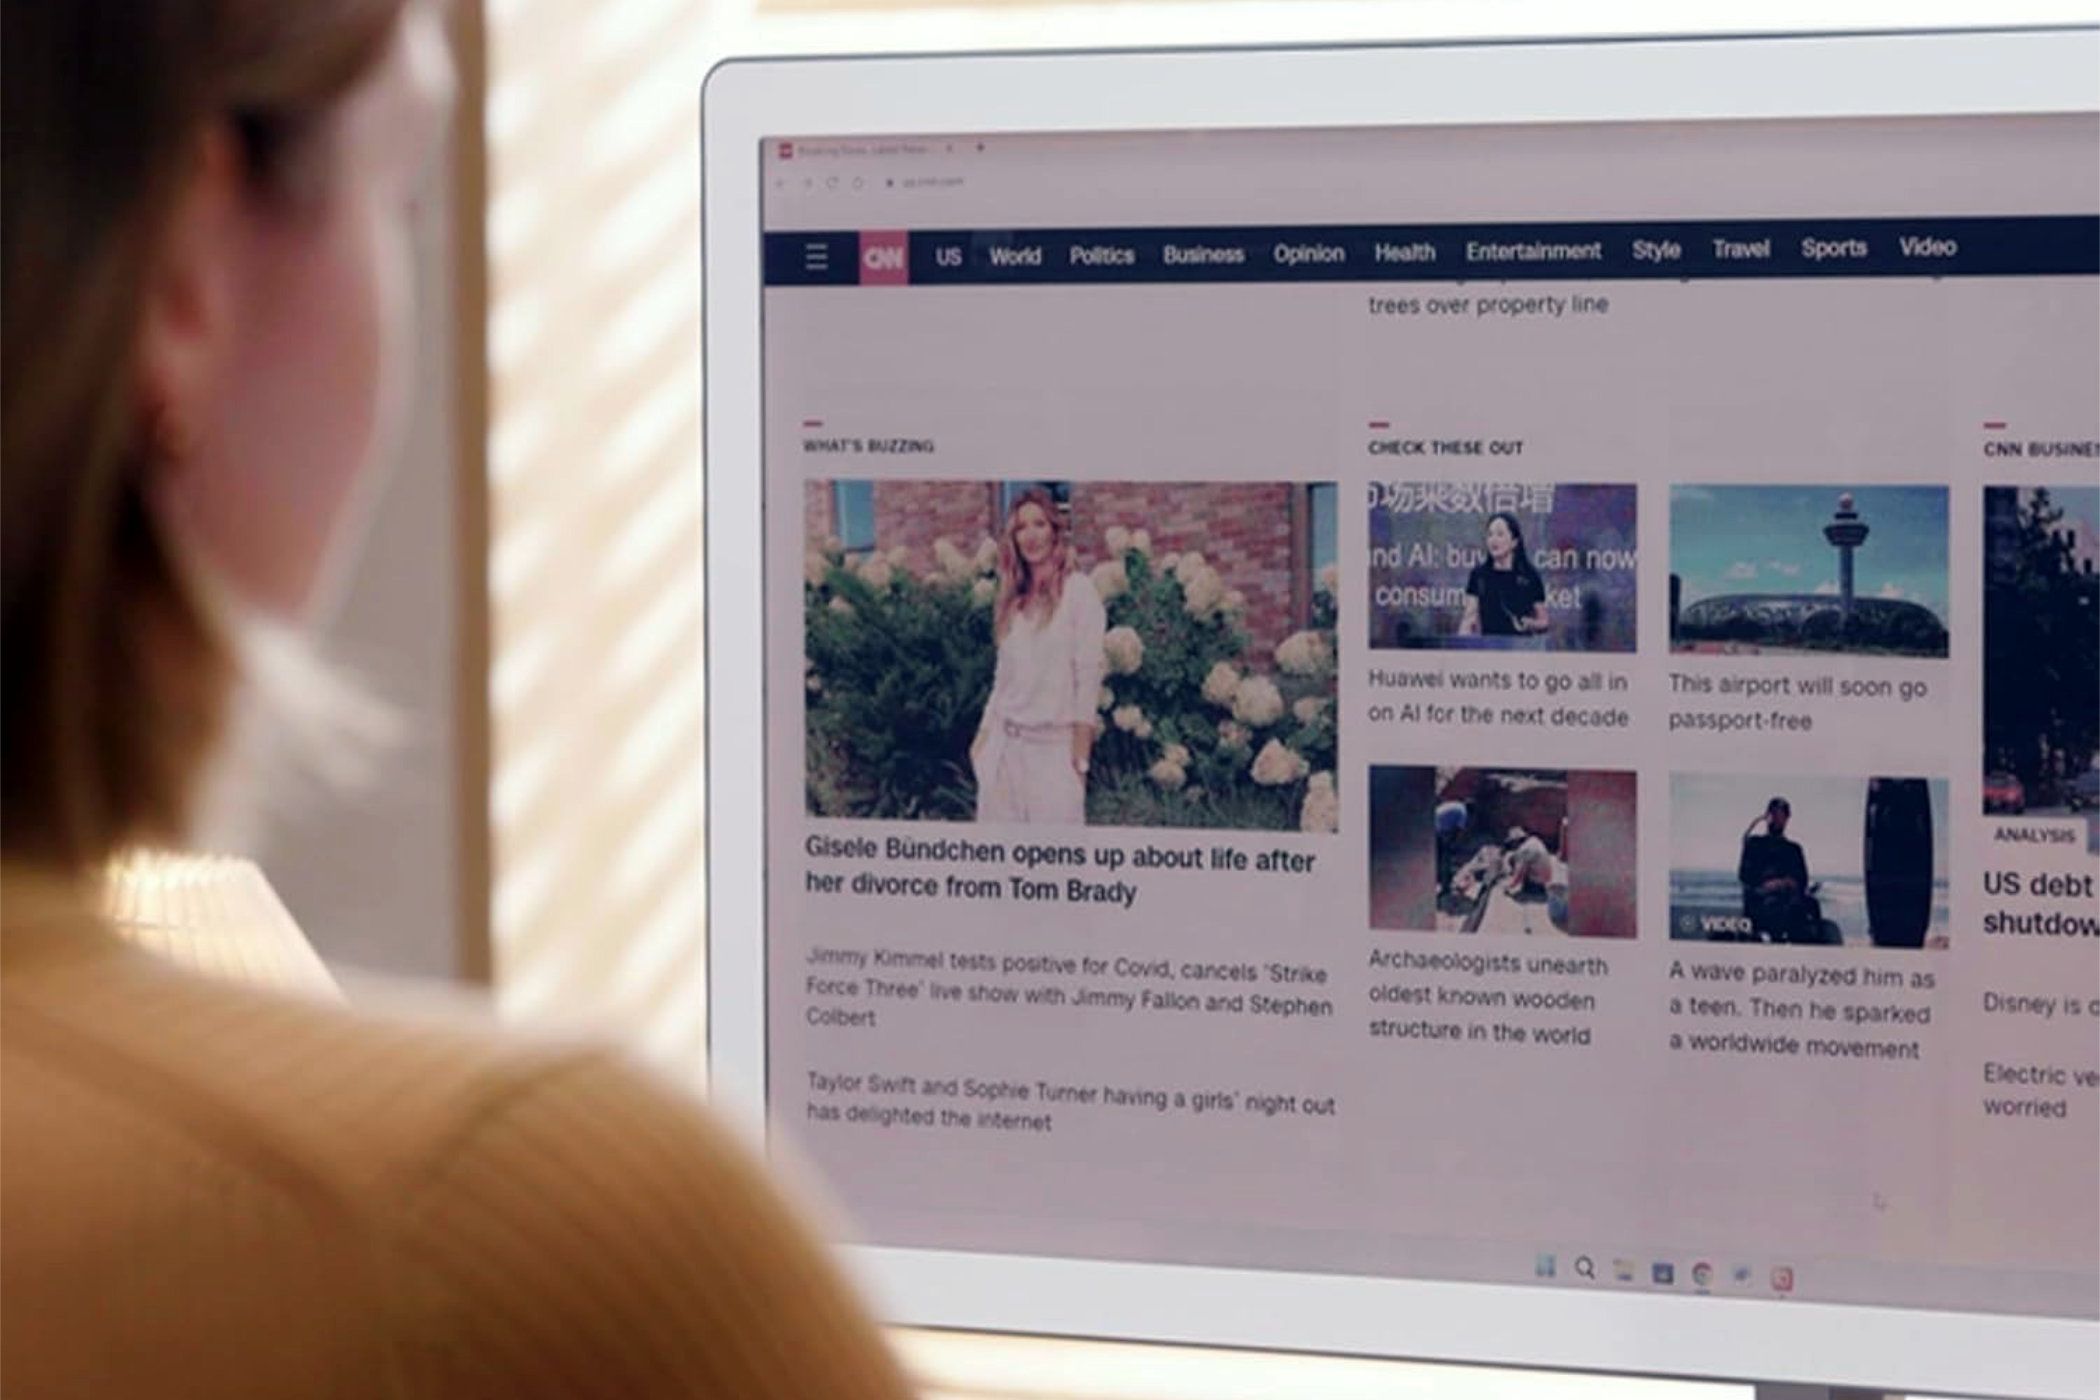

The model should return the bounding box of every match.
[758,114,2099,1320]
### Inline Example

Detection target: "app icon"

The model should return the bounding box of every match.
[1613,1258,1637,1283]
[779,141,795,160]
[1574,1255,1596,1280]
[1652,1261,1676,1286]
[1535,1252,1557,1279]
[1691,1261,1714,1290]
[1771,1266,1795,1293]
[1731,1264,1754,1286]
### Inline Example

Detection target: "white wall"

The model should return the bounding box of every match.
[264,171,464,982]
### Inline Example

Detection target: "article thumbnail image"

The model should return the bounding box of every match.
[1669,773,1950,949]
[1367,482,1636,652]
[1982,486,2099,840]
[1670,485,1949,658]
[1367,766,1637,937]
[804,480,1339,833]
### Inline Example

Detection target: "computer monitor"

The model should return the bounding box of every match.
[702,26,2100,1398]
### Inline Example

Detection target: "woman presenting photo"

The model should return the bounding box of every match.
[1459,510,1551,639]
[971,489,1107,823]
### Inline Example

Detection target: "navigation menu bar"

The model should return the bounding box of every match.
[764,216,2097,287]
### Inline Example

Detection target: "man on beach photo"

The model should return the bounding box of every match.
[1737,797,1822,943]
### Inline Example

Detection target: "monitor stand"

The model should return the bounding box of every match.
[1755,1385,1898,1400]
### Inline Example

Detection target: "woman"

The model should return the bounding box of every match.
[971,489,1106,824]
[1458,510,1551,639]
[1,3,911,1395]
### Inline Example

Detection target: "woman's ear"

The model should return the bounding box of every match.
[135,126,244,474]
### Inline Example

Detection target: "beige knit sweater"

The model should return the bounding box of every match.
[1,866,915,1399]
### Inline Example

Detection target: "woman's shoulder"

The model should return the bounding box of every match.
[1061,569,1106,623]
[4,934,644,1194]
[364,1025,916,1395]
[4,945,913,1397]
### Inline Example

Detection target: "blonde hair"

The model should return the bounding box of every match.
[2,0,410,872]
[993,488,1076,639]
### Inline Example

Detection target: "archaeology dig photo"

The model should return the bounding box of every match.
[1669,485,1949,658]
[1367,765,1637,937]
[1669,772,1950,948]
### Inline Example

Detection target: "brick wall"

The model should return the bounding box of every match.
[803,480,836,554]
[803,479,1312,662]
[1076,482,1301,662]
[803,480,997,567]
[872,482,999,575]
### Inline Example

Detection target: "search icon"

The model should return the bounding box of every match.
[1574,1255,1596,1280]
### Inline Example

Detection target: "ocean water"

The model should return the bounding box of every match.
[1669,870,1951,946]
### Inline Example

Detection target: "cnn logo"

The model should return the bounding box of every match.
[858,230,908,285]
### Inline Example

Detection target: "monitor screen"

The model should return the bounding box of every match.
[707,32,2099,1397]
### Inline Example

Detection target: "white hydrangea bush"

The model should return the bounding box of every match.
[1087,527,1340,832]
[1102,625,1145,675]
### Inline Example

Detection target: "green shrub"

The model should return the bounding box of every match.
[804,553,993,820]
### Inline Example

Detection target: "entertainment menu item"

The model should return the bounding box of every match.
[760,116,2099,1324]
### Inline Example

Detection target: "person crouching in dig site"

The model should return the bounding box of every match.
[970,489,1107,823]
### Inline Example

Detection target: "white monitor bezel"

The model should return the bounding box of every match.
[702,24,2100,1398]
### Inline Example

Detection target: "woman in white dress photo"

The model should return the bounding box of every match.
[971,489,1107,823]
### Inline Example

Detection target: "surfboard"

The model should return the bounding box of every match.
[1864,777,1934,948]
